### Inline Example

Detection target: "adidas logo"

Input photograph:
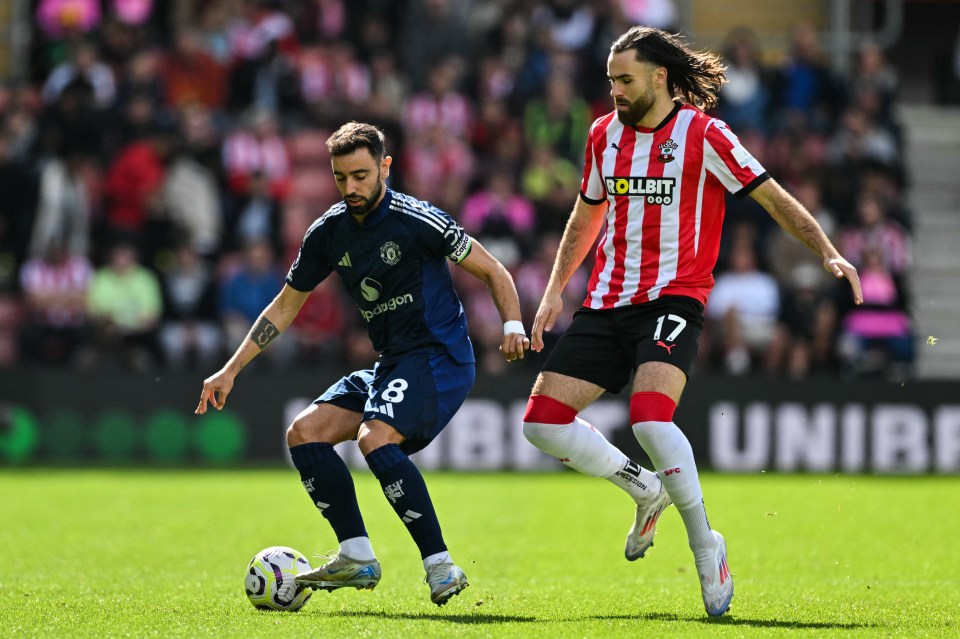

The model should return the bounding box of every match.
[338,252,352,267]
[370,402,394,417]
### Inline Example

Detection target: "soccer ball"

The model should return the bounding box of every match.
[244,546,313,611]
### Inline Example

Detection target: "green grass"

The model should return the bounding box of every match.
[0,470,958,638]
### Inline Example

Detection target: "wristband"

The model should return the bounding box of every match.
[503,320,526,336]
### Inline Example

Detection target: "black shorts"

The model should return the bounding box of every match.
[541,296,704,393]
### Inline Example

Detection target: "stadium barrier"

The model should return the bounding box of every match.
[2,370,958,474]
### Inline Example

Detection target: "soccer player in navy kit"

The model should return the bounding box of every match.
[196,122,529,606]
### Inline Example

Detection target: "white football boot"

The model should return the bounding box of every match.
[295,552,381,592]
[698,530,733,616]
[624,482,672,560]
[424,562,469,606]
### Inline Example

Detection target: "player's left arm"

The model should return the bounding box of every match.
[455,239,531,362]
[749,178,863,305]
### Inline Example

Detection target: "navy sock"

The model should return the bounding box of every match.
[365,444,446,558]
[290,443,367,542]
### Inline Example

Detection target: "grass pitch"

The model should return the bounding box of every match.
[0,469,957,638]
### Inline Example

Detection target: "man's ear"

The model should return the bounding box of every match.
[382,155,393,179]
[653,66,668,89]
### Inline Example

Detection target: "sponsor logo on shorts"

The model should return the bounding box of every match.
[302,478,315,491]
[656,340,676,354]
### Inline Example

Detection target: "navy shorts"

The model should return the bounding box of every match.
[314,351,476,454]
[541,296,704,393]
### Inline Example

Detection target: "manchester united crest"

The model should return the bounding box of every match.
[657,139,679,163]
[380,241,401,265]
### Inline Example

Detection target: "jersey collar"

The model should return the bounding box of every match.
[633,101,682,134]
[350,188,394,227]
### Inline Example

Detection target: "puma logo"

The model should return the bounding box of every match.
[656,340,676,354]
[611,142,624,155]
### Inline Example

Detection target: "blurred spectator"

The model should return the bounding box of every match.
[162,27,227,110]
[42,40,116,109]
[718,27,770,134]
[162,139,223,258]
[532,0,596,54]
[19,241,92,365]
[159,244,222,369]
[299,42,371,124]
[226,10,301,114]
[848,41,898,134]
[102,124,175,247]
[400,0,470,90]
[290,279,345,364]
[0,132,39,287]
[404,59,473,141]
[839,192,911,276]
[222,108,292,200]
[837,247,913,379]
[705,239,781,375]
[226,171,283,256]
[228,0,299,62]
[219,239,291,365]
[36,0,102,41]
[521,144,580,229]
[770,23,844,134]
[771,263,838,379]
[87,242,164,371]
[29,144,93,259]
[523,72,591,164]
[401,124,475,211]
[460,170,535,269]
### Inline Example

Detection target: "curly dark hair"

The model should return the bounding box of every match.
[326,121,386,160]
[611,27,727,110]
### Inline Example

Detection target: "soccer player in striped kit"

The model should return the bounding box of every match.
[523,27,863,616]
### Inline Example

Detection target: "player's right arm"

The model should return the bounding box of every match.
[530,196,607,352]
[195,284,310,414]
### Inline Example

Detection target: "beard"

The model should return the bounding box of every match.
[615,88,657,126]
[344,174,383,217]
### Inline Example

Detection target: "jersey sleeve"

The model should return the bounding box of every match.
[580,118,607,204]
[703,119,769,198]
[417,204,474,264]
[285,221,333,291]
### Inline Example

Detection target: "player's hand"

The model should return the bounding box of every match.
[195,368,235,414]
[825,256,862,305]
[500,331,531,363]
[530,292,563,352]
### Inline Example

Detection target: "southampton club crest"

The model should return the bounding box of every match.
[380,241,401,265]
[657,139,679,163]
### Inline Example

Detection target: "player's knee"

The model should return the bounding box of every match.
[629,392,677,425]
[521,394,578,453]
[286,417,313,447]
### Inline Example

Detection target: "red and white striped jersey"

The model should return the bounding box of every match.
[580,103,768,308]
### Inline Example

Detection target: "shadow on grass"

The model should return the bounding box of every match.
[327,610,537,624]
[324,609,876,629]
[595,611,878,630]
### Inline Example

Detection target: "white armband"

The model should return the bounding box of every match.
[503,320,526,336]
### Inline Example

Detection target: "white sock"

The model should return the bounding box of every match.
[679,500,717,565]
[423,551,451,571]
[339,536,376,562]
[632,420,715,551]
[523,417,660,502]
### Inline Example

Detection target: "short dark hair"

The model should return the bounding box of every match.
[326,121,386,160]
[611,26,727,110]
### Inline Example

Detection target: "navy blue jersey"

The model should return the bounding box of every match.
[286,189,475,364]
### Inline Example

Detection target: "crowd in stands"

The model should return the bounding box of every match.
[0,0,914,380]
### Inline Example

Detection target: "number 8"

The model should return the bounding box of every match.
[382,379,408,403]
